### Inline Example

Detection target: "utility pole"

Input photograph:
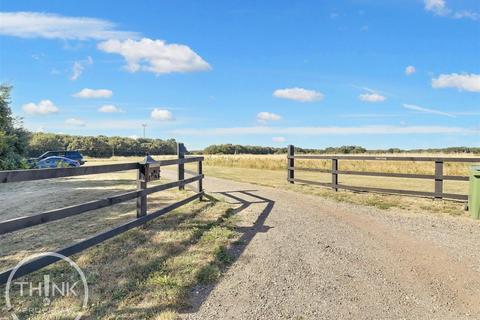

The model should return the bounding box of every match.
[142,123,147,138]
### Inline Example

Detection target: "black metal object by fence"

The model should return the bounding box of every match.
[287,145,480,201]
[0,143,204,285]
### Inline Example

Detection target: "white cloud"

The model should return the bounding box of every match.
[151,108,174,121]
[432,73,480,92]
[98,104,121,113]
[405,66,416,75]
[22,99,59,115]
[97,38,211,74]
[424,0,479,20]
[70,56,93,81]
[73,88,113,98]
[0,12,137,40]
[273,87,324,102]
[424,0,449,16]
[359,93,386,103]
[402,104,455,118]
[272,136,286,143]
[172,125,475,136]
[65,118,86,127]
[256,112,281,123]
[453,10,480,20]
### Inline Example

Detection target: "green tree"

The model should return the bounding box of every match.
[0,85,30,170]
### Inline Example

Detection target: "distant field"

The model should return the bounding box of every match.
[86,153,478,176]
[85,153,478,217]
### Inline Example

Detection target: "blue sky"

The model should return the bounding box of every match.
[0,0,479,150]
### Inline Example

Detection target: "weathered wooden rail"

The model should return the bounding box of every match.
[287,145,480,201]
[0,143,203,285]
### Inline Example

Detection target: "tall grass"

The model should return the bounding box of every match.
[201,154,478,176]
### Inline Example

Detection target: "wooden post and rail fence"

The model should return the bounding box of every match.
[287,145,480,201]
[0,143,202,285]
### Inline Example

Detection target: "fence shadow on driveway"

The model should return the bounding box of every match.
[184,189,275,314]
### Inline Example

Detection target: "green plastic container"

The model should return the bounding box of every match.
[469,166,480,220]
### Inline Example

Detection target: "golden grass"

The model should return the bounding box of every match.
[0,170,239,319]
[195,165,470,216]
[81,154,476,216]
[200,154,477,176]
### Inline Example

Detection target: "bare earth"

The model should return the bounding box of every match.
[172,172,480,320]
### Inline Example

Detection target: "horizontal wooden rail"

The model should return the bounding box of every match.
[0,162,139,183]
[0,192,203,285]
[293,167,331,173]
[0,175,203,235]
[0,157,204,184]
[155,156,204,167]
[292,167,469,181]
[288,178,468,201]
[287,145,476,202]
[289,155,480,162]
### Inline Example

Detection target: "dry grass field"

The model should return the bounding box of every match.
[85,153,477,216]
[0,170,239,319]
[190,154,476,216]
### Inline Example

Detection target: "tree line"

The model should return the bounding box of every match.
[27,133,177,158]
[200,144,480,155]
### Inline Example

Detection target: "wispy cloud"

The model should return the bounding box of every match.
[272,136,286,143]
[70,56,93,81]
[424,0,479,20]
[339,113,402,119]
[0,12,137,40]
[402,104,455,118]
[256,112,281,123]
[352,85,394,98]
[273,88,324,102]
[359,93,386,103]
[73,88,113,98]
[172,125,475,136]
[65,118,86,127]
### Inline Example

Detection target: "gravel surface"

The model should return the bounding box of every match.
[172,172,480,320]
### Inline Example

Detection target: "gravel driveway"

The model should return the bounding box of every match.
[171,172,480,320]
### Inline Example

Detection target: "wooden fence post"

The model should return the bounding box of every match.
[288,145,295,183]
[332,158,338,192]
[198,160,203,200]
[178,143,185,190]
[137,164,147,217]
[435,160,444,199]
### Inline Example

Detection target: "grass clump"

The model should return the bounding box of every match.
[196,265,221,284]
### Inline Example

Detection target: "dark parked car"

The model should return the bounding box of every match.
[36,156,80,169]
[28,150,85,167]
